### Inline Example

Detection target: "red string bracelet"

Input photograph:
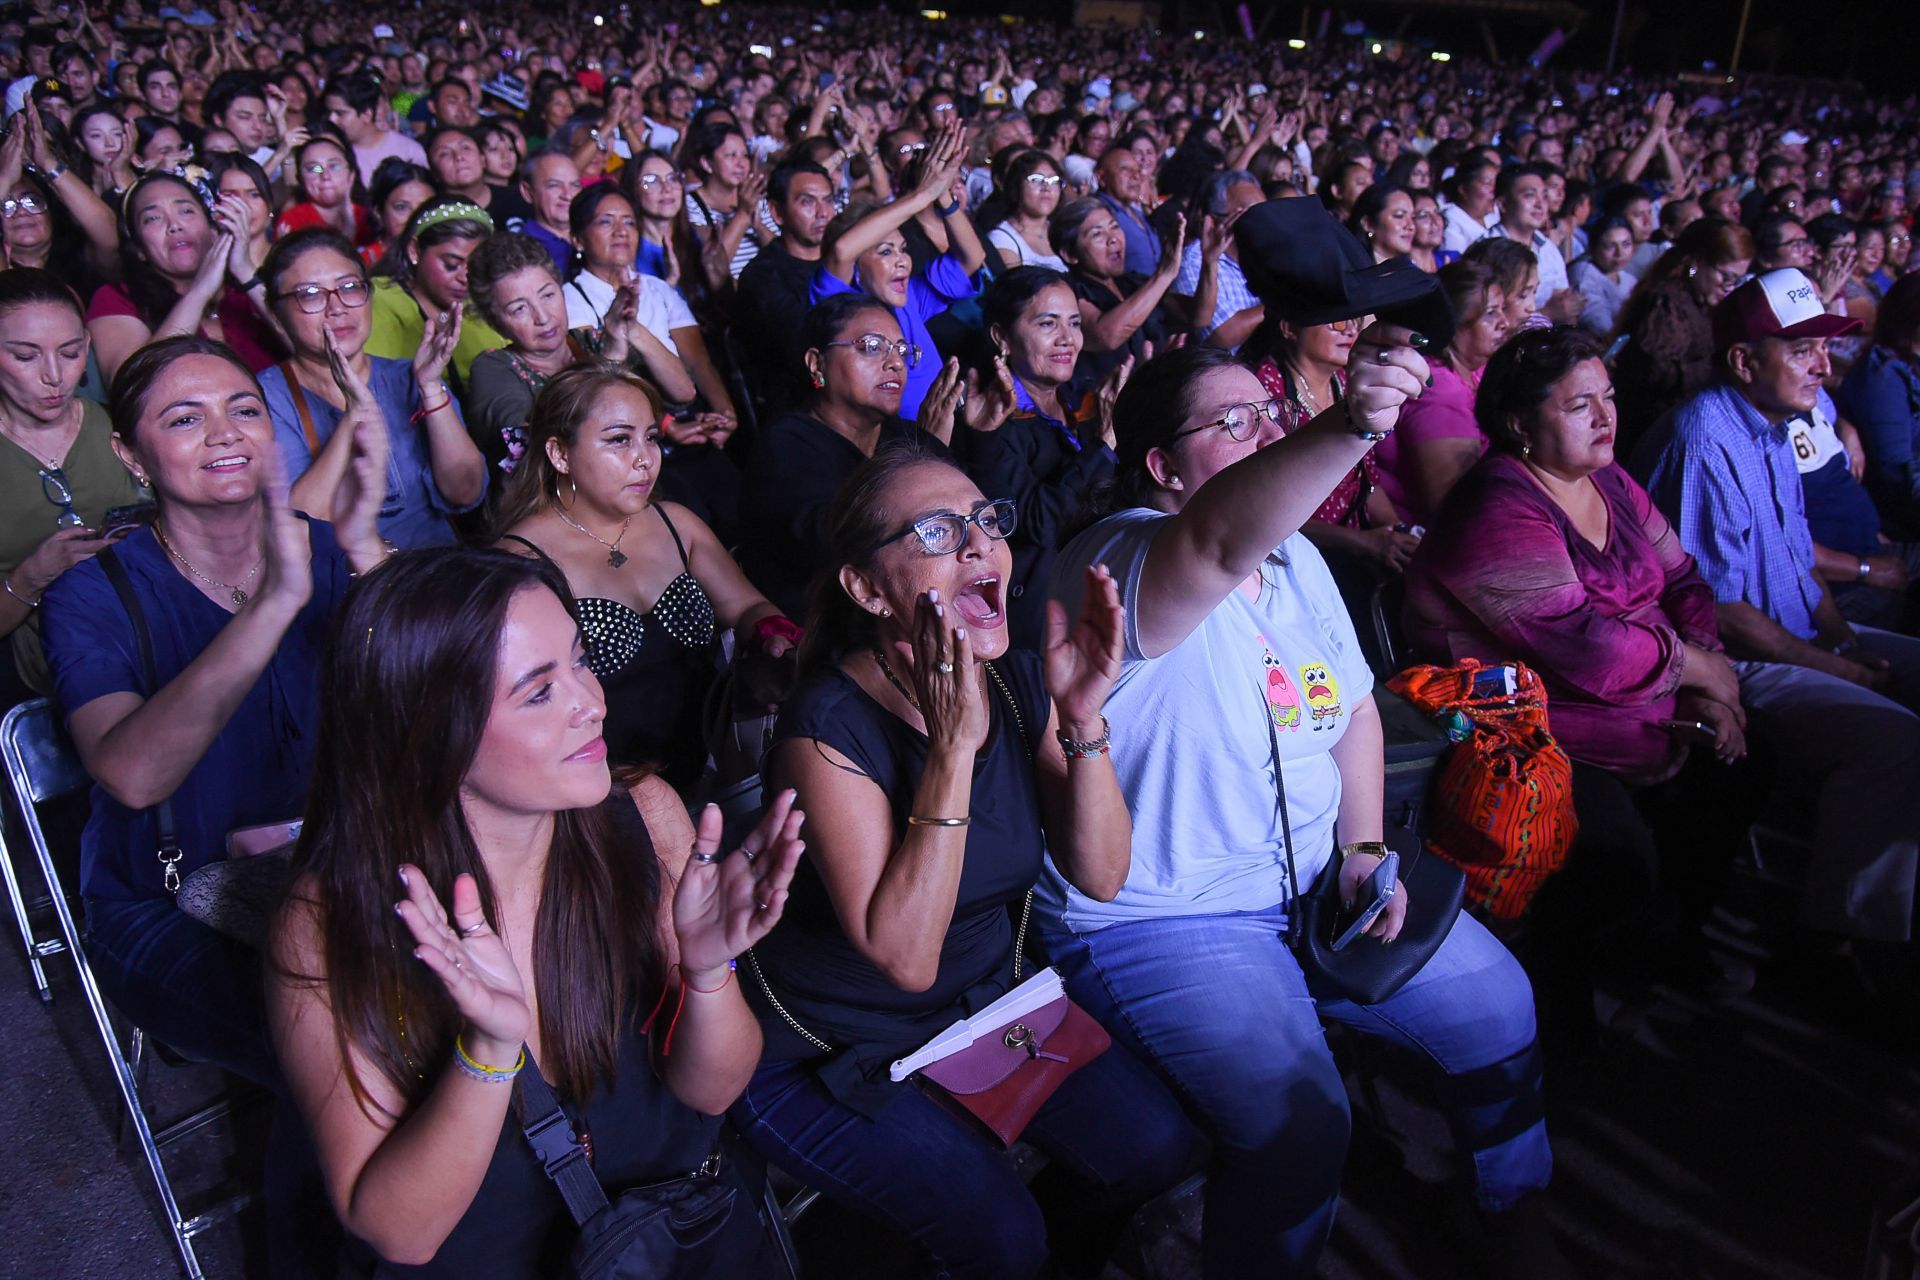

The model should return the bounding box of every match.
[639,960,737,1056]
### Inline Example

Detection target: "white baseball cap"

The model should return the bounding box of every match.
[1713,268,1860,349]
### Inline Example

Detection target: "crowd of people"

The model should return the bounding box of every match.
[4,0,1920,1276]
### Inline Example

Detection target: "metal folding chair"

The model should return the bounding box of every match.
[0,759,68,1001]
[2,698,251,1279]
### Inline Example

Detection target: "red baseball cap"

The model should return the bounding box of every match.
[1712,268,1862,351]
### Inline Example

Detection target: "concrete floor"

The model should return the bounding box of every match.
[3,848,1916,1280]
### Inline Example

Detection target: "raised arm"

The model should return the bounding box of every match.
[1084,217,1185,354]
[1135,325,1429,656]
[821,119,967,283]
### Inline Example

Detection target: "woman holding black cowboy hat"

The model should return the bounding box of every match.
[1038,198,1569,1280]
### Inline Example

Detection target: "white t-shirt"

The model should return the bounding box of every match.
[562,270,696,356]
[1440,200,1496,256]
[987,225,1068,272]
[1040,511,1376,932]
[1788,390,1848,477]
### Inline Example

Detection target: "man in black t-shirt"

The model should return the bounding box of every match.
[734,160,837,418]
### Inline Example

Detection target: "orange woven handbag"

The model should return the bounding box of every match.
[1385,659,1578,920]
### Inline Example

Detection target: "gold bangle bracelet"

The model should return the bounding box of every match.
[906,815,971,828]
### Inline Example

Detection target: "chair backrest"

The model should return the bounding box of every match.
[1,699,89,808]
[1370,574,1409,676]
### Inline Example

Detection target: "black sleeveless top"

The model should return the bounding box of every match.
[503,506,717,791]
[351,795,719,1278]
[745,650,1049,1116]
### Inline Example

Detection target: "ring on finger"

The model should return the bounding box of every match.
[459,921,486,938]
[937,661,955,674]
[756,899,770,911]
[741,849,758,863]
[692,850,718,865]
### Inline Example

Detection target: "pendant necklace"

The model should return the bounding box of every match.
[154,522,263,606]
[557,507,633,568]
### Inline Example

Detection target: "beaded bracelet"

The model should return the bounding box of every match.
[452,1035,525,1083]
[1056,715,1112,760]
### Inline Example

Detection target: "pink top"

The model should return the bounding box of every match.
[86,281,288,373]
[1372,362,1486,526]
[1403,454,1722,784]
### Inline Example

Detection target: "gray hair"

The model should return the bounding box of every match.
[1202,168,1260,217]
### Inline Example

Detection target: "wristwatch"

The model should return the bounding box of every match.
[1857,559,1872,583]
[1338,840,1390,863]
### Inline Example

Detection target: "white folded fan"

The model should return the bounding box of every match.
[889,967,1066,1082]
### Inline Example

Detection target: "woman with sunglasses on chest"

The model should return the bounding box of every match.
[736,448,1199,1280]
[739,296,958,621]
[256,229,487,550]
[0,269,144,705]
[493,365,796,794]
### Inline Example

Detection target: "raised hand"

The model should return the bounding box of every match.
[916,356,965,444]
[1344,322,1432,440]
[1044,564,1125,733]
[892,590,989,754]
[1154,212,1188,280]
[395,864,532,1056]
[961,354,1017,433]
[323,327,377,411]
[1200,210,1236,264]
[187,231,236,306]
[1093,350,1138,451]
[254,446,315,615]
[412,304,462,389]
[672,790,806,981]
[332,413,391,554]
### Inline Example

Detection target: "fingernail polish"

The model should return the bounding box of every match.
[1425,374,1434,387]
[1409,332,1435,350]
[928,588,940,603]
[394,903,405,918]
[956,627,967,640]
[935,604,944,618]
[397,867,409,887]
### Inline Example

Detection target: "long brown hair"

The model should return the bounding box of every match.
[280,547,666,1113]
[490,362,667,536]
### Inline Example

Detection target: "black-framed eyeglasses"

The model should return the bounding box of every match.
[38,466,85,528]
[870,497,1018,556]
[827,334,922,367]
[1172,398,1285,443]
[276,278,371,314]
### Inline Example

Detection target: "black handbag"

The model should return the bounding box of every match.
[1264,694,1465,1005]
[517,1049,787,1279]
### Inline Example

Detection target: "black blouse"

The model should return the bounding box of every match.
[745,649,1050,1115]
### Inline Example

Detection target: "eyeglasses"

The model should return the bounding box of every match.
[1172,398,1285,442]
[1771,236,1812,255]
[302,158,350,178]
[895,141,928,156]
[37,466,85,529]
[1411,209,1441,223]
[826,334,922,367]
[276,278,372,313]
[870,498,1018,556]
[1,194,47,219]
[1025,173,1064,189]
[635,171,683,191]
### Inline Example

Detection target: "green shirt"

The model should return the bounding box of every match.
[0,399,146,693]
[364,277,508,398]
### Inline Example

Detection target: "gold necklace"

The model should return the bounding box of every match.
[153,522,263,606]
[556,505,633,568]
[872,648,921,710]
[1289,365,1322,416]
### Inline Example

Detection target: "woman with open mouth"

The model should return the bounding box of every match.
[736,447,1200,1279]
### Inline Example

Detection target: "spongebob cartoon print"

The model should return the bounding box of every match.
[1257,636,1303,731]
[1298,661,1343,729]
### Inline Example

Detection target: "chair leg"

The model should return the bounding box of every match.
[35,842,203,1278]
[0,820,55,1001]
[761,1175,807,1280]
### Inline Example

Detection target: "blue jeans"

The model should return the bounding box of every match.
[1040,905,1551,1280]
[85,894,279,1087]
[733,1044,1202,1279]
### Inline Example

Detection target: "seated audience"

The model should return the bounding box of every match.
[41,334,389,1088]
[322,69,427,188]
[0,269,143,703]
[362,159,438,270]
[494,364,792,790]
[274,134,378,250]
[1463,235,1541,333]
[1346,183,1416,266]
[1170,168,1264,350]
[1372,259,1510,526]
[1405,328,1762,1028]
[1609,217,1755,456]
[1841,274,1920,534]
[733,159,837,417]
[1050,195,1185,386]
[87,172,285,382]
[1484,164,1582,325]
[1570,215,1638,337]
[679,120,766,285]
[268,546,803,1276]
[1638,269,1920,950]
[364,196,507,399]
[1043,340,1559,1280]
[516,148,582,275]
[258,230,487,548]
[984,148,1071,272]
[740,448,1199,1279]
[740,296,954,618]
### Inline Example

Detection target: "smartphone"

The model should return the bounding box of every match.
[1658,718,1718,741]
[1469,664,1517,700]
[1330,851,1399,951]
[101,501,158,538]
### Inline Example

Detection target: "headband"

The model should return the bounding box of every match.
[414,201,495,236]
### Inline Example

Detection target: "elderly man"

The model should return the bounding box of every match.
[1172,169,1264,350]
[1637,269,1920,952]
[516,149,582,272]
[1095,145,1161,278]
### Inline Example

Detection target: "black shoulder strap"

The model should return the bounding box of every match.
[653,503,692,570]
[1264,693,1303,947]
[517,1049,611,1226]
[98,546,183,888]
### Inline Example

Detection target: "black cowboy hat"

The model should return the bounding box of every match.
[1233,196,1456,348]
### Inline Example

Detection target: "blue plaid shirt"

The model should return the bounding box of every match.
[1641,382,1824,640]
[1173,243,1258,349]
